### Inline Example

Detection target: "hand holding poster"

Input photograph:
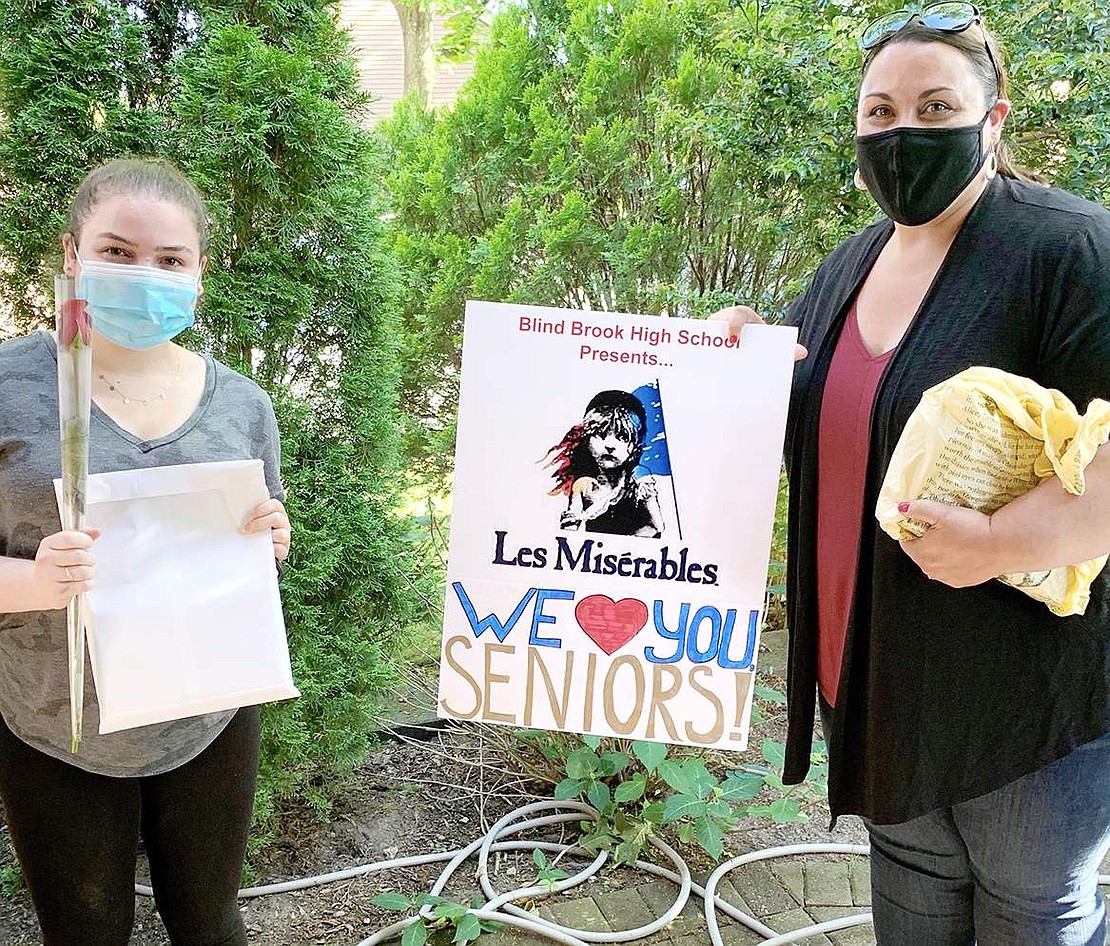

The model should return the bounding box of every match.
[439,302,796,749]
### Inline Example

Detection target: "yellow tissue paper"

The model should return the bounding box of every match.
[876,366,1110,616]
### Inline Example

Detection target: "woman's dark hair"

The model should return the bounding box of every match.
[67,157,211,251]
[861,20,1043,183]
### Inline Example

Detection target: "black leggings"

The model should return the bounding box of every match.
[0,707,260,946]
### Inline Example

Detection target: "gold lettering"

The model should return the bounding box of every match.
[524,648,575,728]
[583,652,598,730]
[729,671,755,743]
[440,635,481,720]
[685,665,725,744]
[603,656,645,735]
[645,664,682,741]
[482,643,517,724]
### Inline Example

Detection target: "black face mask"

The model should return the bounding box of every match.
[855,110,992,226]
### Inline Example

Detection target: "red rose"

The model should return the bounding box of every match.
[59,298,90,348]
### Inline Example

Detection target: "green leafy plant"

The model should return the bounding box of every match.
[0,861,21,898]
[531,683,828,865]
[738,737,829,826]
[749,680,788,727]
[532,849,570,891]
[552,735,647,864]
[0,832,23,896]
[372,892,501,946]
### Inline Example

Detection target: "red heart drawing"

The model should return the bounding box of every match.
[574,595,649,655]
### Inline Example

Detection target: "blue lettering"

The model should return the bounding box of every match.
[644,600,688,663]
[685,606,722,664]
[718,609,759,669]
[451,582,536,642]
[528,588,575,648]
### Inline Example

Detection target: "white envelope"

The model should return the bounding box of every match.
[55,459,299,734]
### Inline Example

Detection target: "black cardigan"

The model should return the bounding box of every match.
[782,176,1110,825]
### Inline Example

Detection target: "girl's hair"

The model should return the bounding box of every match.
[861,20,1043,183]
[543,390,648,495]
[67,157,211,251]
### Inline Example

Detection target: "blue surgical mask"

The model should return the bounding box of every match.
[76,257,199,350]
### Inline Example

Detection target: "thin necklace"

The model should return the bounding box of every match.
[97,352,182,407]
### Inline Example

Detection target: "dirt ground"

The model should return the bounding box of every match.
[0,687,857,946]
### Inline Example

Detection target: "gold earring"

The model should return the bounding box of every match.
[853,167,868,191]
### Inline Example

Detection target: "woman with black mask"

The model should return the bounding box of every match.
[715,5,1110,944]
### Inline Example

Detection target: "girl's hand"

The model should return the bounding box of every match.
[709,305,808,361]
[243,499,292,562]
[571,478,620,522]
[559,510,584,530]
[33,529,100,609]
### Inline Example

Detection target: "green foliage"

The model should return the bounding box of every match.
[0,836,22,897]
[532,848,569,890]
[740,736,829,825]
[524,682,828,865]
[173,1,417,829]
[435,0,490,64]
[372,892,502,945]
[995,0,1110,203]
[0,1,423,835]
[0,1,167,325]
[384,0,1108,484]
[381,0,872,481]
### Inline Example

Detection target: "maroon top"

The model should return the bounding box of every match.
[816,303,894,705]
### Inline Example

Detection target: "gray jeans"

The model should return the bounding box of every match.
[823,696,1110,946]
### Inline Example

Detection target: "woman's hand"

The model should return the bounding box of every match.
[896,499,999,587]
[243,499,292,562]
[33,529,100,609]
[709,305,808,361]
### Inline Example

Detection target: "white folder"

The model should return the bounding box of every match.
[56,459,299,734]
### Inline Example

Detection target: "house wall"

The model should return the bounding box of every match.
[338,0,477,120]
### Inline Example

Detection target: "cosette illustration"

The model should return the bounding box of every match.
[542,382,679,539]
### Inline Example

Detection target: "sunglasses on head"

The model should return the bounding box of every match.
[860,2,1001,87]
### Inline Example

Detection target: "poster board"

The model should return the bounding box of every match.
[439,301,796,749]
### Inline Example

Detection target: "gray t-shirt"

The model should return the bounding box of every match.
[0,331,284,776]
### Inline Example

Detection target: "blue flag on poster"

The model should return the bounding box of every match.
[633,381,681,538]
[633,381,672,478]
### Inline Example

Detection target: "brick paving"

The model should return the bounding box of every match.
[481,852,1110,945]
[478,852,870,945]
